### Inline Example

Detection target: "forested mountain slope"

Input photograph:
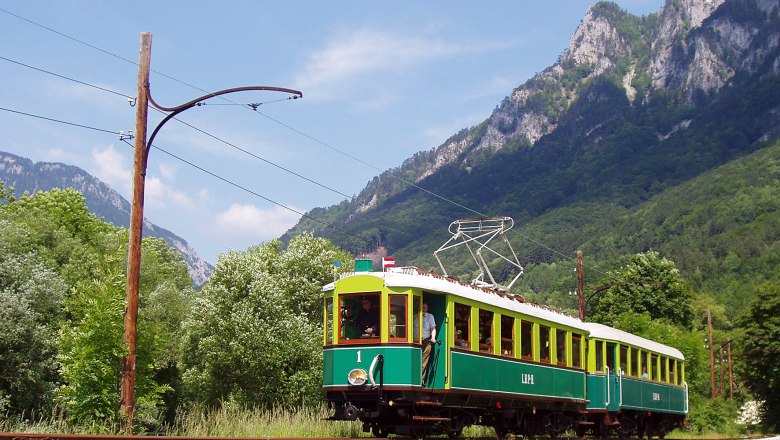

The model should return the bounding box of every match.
[284,0,780,314]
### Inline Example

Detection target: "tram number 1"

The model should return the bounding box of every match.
[357,350,362,363]
[652,392,660,401]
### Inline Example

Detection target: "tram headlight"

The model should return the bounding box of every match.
[348,368,368,386]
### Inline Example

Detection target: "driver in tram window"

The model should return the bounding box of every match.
[355,296,379,337]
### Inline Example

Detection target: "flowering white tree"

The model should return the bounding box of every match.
[180,233,351,407]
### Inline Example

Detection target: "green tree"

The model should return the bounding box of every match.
[0,231,66,414]
[180,233,351,407]
[589,251,694,328]
[739,281,780,431]
[0,184,192,426]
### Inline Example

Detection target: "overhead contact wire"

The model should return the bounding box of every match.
[0,55,135,100]
[1,7,601,274]
[0,106,122,135]
[118,139,351,237]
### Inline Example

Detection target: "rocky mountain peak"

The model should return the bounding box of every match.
[562,3,627,76]
[650,0,727,89]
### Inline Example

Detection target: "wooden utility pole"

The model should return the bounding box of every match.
[120,32,151,434]
[708,309,715,399]
[727,340,733,399]
[719,346,725,395]
[577,250,584,321]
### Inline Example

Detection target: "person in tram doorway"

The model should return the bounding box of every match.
[421,302,437,386]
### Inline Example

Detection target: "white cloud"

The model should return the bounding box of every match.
[158,163,176,179]
[43,147,80,164]
[91,144,131,191]
[215,203,302,240]
[294,27,518,103]
[144,176,197,210]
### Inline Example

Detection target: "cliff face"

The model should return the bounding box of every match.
[285,0,780,255]
[0,151,213,286]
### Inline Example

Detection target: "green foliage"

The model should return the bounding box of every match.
[0,227,66,414]
[0,184,193,428]
[589,251,694,328]
[686,395,742,436]
[738,281,780,431]
[181,233,351,408]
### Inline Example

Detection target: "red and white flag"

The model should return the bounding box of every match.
[382,257,395,269]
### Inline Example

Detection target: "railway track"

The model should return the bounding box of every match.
[0,434,772,440]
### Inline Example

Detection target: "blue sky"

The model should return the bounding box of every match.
[0,0,664,264]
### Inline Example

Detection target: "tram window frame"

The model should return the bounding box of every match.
[555,329,567,366]
[572,333,582,369]
[454,303,471,350]
[674,360,680,385]
[478,309,494,353]
[412,296,421,344]
[620,345,628,375]
[652,354,660,381]
[500,315,514,357]
[595,340,604,372]
[630,346,639,377]
[338,292,381,344]
[520,320,533,360]
[539,325,551,364]
[388,294,407,342]
[662,357,669,383]
[325,297,334,345]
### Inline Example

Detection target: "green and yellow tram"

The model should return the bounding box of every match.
[324,262,588,437]
[322,261,687,438]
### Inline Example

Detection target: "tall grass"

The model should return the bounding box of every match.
[166,404,367,437]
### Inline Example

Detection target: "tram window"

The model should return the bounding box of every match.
[539,325,551,363]
[500,315,514,357]
[325,297,333,344]
[606,343,616,372]
[630,347,639,377]
[338,293,380,342]
[389,295,407,341]
[413,296,421,344]
[652,354,660,381]
[620,345,628,375]
[595,341,604,371]
[520,321,533,359]
[454,303,471,349]
[641,351,648,379]
[572,334,582,368]
[556,329,567,366]
[479,309,494,353]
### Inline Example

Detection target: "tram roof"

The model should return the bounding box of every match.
[323,267,588,332]
[583,322,685,360]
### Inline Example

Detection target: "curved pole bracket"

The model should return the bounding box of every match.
[143,84,303,166]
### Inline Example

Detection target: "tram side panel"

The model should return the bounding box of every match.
[449,349,587,402]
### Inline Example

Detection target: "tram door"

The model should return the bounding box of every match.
[421,292,446,388]
[606,342,621,411]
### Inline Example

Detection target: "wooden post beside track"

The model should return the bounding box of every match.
[120,31,151,434]
[708,309,715,400]
[577,250,584,321]
[727,339,734,399]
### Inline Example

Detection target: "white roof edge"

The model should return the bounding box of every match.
[324,269,588,332]
[583,322,684,360]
